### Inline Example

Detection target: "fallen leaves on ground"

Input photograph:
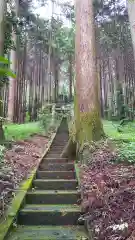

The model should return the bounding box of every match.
[0,134,50,219]
[80,140,135,240]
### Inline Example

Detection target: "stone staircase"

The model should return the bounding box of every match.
[7,118,88,240]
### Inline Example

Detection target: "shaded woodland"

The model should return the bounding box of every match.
[1,1,135,240]
[0,0,135,134]
[0,0,74,129]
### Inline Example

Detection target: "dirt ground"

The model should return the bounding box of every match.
[0,133,51,219]
[80,140,135,240]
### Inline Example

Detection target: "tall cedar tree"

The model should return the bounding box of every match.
[75,0,104,148]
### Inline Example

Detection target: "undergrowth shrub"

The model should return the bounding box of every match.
[117,141,135,163]
[25,111,30,123]
[38,106,52,129]
[0,145,6,166]
[69,120,76,142]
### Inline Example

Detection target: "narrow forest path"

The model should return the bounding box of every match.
[6,118,88,240]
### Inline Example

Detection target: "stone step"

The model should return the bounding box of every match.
[18,204,80,225]
[49,146,65,150]
[36,171,75,179]
[50,145,66,148]
[42,158,69,164]
[48,150,63,153]
[47,150,63,154]
[45,153,61,158]
[39,163,74,171]
[26,190,78,204]
[52,141,67,144]
[52,141,67,143]
[51,144,67,147]
[49,148,64,151]
[7,226,88,240]
[33,179,77,190]
[48,150,63,154]
[48,142,66,146]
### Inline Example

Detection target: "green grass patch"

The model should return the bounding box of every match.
[103,120,135,163]
[103,120,135,142]
[4,122,44,141]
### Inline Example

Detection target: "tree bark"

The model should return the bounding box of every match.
[75,0,104,148]
[0,0,7,141]
[7,29,17,121]
[0,0,6,55]
[68,55,73,101]
[127,0,135,60]
[8,0,20,122]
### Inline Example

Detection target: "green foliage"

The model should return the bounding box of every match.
[38,106,52,129]
[0,56,16,81]
[0,56,9,64]
[0,68,16,78]
[4,122,44,141]
[69,120,76,143]
[0,145,5,165]
[55,25,75,60]
[25,111,30,123]
[103,120,135,141]
[103,120,135,163]
[117,142,135,163]
[104,83,135,122]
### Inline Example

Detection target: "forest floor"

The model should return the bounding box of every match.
[80,121,135,240]
[0,122,53,220]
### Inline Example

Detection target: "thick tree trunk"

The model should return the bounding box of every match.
[75,0,104,148]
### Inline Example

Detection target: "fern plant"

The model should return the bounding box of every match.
[0,56,16,79]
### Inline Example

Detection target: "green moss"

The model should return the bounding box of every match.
[74,163,80,185]
[73,87,104,149]
[103,120,135,141]
[0,171,35,240]
[77,110,104,148]
[4,122,44,141]
[21,204,80,212]
[6,226,88,240]
[0,123,60,240]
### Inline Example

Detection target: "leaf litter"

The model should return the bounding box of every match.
[0,133,51,220]
[80,140,135,240]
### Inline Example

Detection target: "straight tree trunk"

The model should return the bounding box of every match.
[54,64,58,102]
[75,0,104,148]
[7,30,17,121]
[0,0,7,141]
[8,0,19,122]
[68,55,73,101]
[127,0,135,59]
[0,0,6,55]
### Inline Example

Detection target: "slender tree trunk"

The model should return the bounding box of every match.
[54,64,58,102]
[7,30,17,121]
[0,0,6,55]
[8,0,20,123]
[0,0,6,141]
[127,0,135,59]
[68,55,73,101]
[75,0,104,148]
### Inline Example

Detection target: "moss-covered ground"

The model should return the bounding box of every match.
[103,120,135,163]
[103,120,135,142]
[4,122,44,141]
